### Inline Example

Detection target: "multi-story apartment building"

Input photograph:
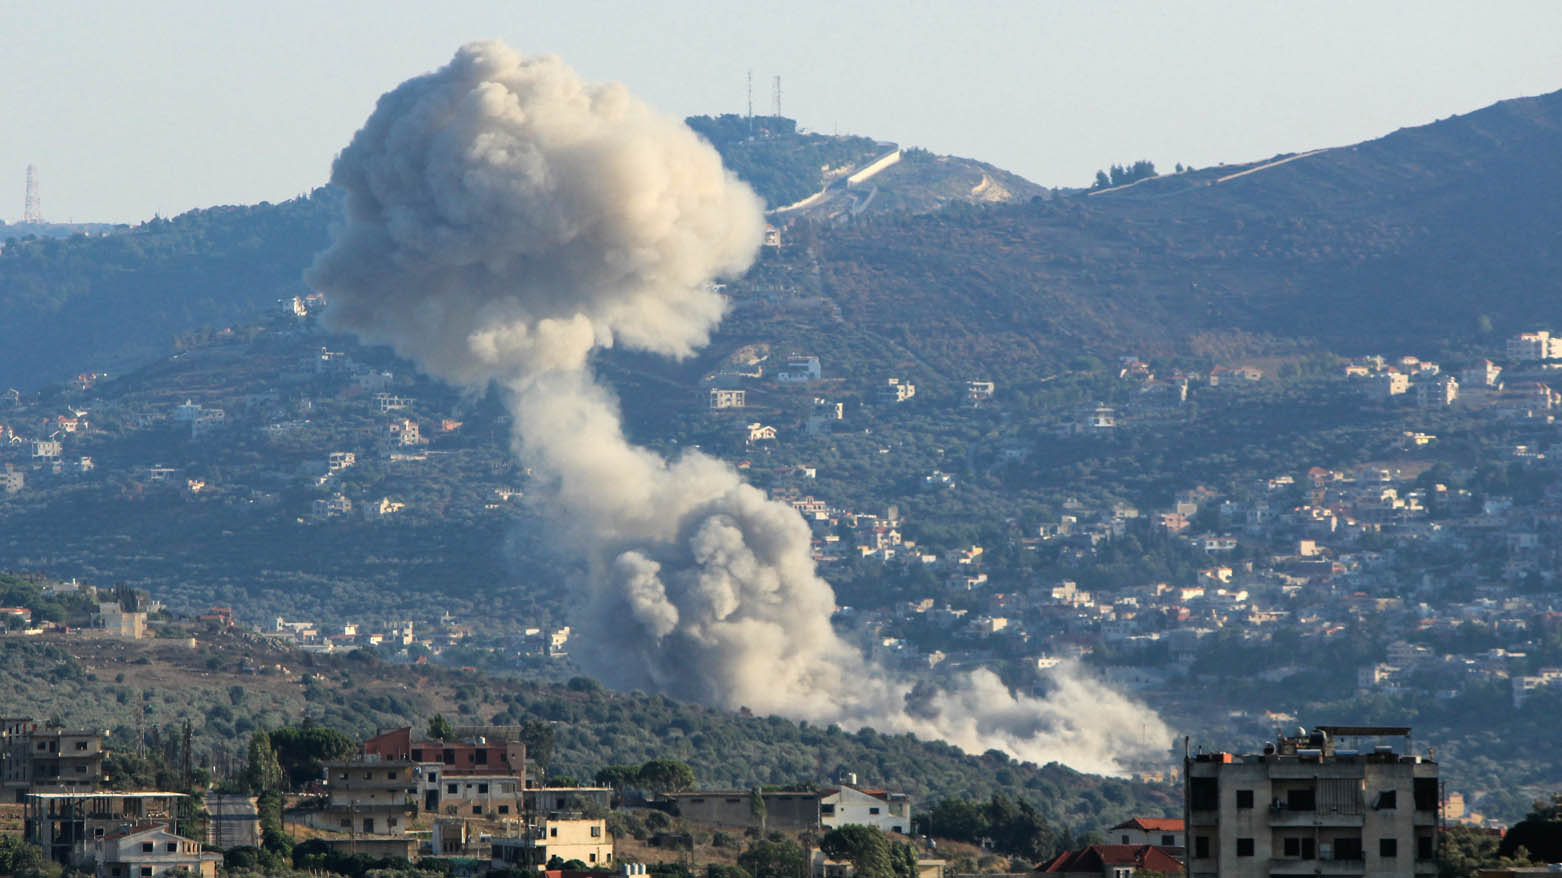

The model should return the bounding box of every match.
[2,720,106,801]
[1184,725,1438,878]
[310,759,420,836]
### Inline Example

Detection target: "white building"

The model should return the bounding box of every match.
[1507,330,1562,362]
[819,786,911,835]
[1365,370,1409,399]
[1415,375,1458,408]
[708,388,746,409]
[1460,359,1502,388]
[879,378,916,403]
[94,823,219,878]
[777,355,822,384]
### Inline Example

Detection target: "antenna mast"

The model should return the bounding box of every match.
[23,165,42,224]
[746,70,753,119]
[772,76,782,118]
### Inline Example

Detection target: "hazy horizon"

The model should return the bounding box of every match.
[5,0,1562,225]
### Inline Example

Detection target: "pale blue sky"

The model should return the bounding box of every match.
[5,0,1562,224]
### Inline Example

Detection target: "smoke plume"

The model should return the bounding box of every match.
[309,41,1169,775]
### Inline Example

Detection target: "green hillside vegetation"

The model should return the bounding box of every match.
[685,114,886,207]
[0,190,339,389]
[0,630,1176,833]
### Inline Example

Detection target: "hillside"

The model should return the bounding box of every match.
[0,624,1176,832]
[804,88,1562,381]
[0,191,339,390]
[4,92,1561,394]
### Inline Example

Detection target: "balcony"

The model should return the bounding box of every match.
[1269,857,1365,875]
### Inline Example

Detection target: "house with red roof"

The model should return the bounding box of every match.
[94,822,220,878]
[1038,843,1183,877]
[1107,816,1185,848]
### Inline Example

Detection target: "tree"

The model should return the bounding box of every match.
[267,725,357,789]
[737,838,804,878]
[244,732,285,795]
[428,713,455,742]
[821,825,894,878]
[0,835,43,876]
[521,719,555,772]
[637,759,695,795]
[750,787,768,836]
[1499,793,1562,862]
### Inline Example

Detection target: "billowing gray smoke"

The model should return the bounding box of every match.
[309,41,1169,775]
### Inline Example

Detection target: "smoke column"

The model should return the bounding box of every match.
[308,41,1169,775]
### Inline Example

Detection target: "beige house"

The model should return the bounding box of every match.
[490,816,613,870]
[99,603,147,639]
[94,823,220,878]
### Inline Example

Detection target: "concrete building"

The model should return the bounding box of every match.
[310,759,420,835]
[708,387,746,409]
[490,815,613,870]
[523,786,613,814]
[94,823,220,878]
[25,792,190,866]
[1184,725,1438,878]
[362,726,526,778]
[666,790,823,831]
[819,786,911,835]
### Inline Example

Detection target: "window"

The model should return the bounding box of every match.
[869,807,880,815]
[1161,834,1175,846]
[363,771,372,780]
[893,826,904,834]
[550,828,558,837]
[591,826,602,837]
[340,819,351,829]
[386,770,399,780]
[1286,787,1316,811]
[389,818,399,829]
[1375,790,1397,809]
[142,843,155,852]
[141,869,152,877]
[111,867,122,877]
[820,804,835,815]
[1380,838,1397,858]
[1414,778,1438,811]
[472,805,482,815]
[1194,836,1210,859]
[1237,838,1254,857]
[363,818,374,833]
[1121,835,1131,844]
[75,741,88,750]
[499,806,509,815]
[167,842,178,852]
[1190,778,1218,811]
[447,783,458,794]
[478,783,489,794]
[1334,837,1363,860]
[1236,789,1254,808]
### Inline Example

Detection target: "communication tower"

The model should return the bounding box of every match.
[772,75,782,118]
[23,165,42,224]
[746,70,753,119]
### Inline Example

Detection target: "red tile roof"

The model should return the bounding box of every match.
[1109,817,1184,832]
[1039,844,1183,874]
